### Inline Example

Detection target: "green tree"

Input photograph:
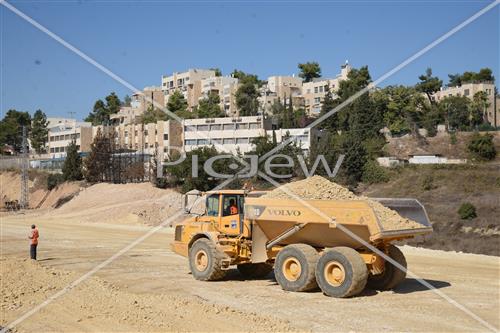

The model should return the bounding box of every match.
[298,62,321,82]
[166,146,236,192]
[83,129,114,182]
[123,95,132,107]
[210,68,222,77]
[231,69,260,85]
[447,68,494,87]
[196,92,225,118]
[470,91,489,126]
[0,110,31,152]
[85,92,122,125]
[439,96,470,130]
[30,109,49,154]
[167,90,188,114]
[141,106,168,124]
[235,76,260,116]
[62,140,83,181]
[415,68,442,104]
[467,132,496,161]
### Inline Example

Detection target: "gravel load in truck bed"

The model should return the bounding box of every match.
[261,176,424,231]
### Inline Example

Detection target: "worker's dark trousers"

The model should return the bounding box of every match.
[30,244,37,260]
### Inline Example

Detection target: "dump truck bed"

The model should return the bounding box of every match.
[245,198,432,248]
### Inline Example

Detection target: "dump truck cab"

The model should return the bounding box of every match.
[172,190,255,261]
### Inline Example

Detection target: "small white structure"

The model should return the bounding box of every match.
[408,154,466,165]
[376,157,404,168]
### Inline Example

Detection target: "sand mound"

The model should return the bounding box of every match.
[51,182,183,225]
[262,176,423,231]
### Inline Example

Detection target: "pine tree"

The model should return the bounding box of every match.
[62,140,83,181]
[30,109,49,154]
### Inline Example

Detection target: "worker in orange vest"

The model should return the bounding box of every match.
[28,224,39,260]
[229,199,238,215]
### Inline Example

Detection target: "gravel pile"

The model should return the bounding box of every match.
[262,176,423,231]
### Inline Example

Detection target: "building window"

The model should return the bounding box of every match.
[314,97,321,104]
[319,86,324,93]
[210,138,222,145]
[184,125,195,132]
[50,148,55,153]
[144,130,148,136]
[163,134,168,140]
[210,124,221,131]
[236,138,249,144]
[185,139,196,145]
[223,124,235,131]
[464,89,470,96]
[197,139,208,145]
[236,123,248,130]
[223,138,235,145]
[197,125,209,131]
[314,87,318,94]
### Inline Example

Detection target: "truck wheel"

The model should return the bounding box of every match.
[367,245,407,291]
[237,263,273,279]
[315,247,368,298]
[274,244,319,292]
[189,238,227,281]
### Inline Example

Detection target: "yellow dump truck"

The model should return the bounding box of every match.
[172,189,432,298]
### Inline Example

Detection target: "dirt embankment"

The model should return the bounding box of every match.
[46,182,183,226]
[263,175,424,231]
[0,171,82,209]
[361,164,500,255]
[1,257,295,333]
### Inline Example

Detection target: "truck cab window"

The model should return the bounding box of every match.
[223,195,240,216]
[206,195,220,217]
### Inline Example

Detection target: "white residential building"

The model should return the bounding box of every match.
[48,120,92,158]
[303,63,351,116]
[183,116,268,154]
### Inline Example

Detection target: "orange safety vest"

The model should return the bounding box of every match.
[29,229,39,245]
[229,205,238,215]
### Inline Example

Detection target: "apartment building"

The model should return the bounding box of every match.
[161,69,215,112]
[183,116,269,154]
[95,120,183,157]
[303,63,351,116]
[183,115,317,155]
[432,82,498,127]
[200,76,239,116]
[48,120,92,158]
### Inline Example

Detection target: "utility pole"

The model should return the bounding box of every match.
[20,126,29,209]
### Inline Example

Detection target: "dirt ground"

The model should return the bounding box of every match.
[1,210,499,333]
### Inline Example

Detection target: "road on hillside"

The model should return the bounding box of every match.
[1,212,499,332]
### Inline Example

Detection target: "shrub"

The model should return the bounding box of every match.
[458,202,477,220]
[449,132,457,145]
[467,132,497,161]
[361,160,389,184]
[47,173,64,190]
[421,175,435,191]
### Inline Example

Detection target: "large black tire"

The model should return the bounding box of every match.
[274,244,319,292]
[189,238,227,281]
[237,263,273,279]
[367,245,407,291]
[315,247,368,298]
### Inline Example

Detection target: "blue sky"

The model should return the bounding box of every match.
[1,1,499,120]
